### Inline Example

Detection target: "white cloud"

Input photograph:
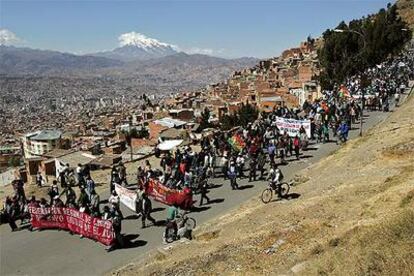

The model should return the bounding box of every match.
[185,47,215,55]
[180,47,225,56]
[0,29,21,45]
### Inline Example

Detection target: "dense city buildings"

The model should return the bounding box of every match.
[0,40,321,178]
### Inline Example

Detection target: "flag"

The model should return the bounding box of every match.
[228,134,246,152]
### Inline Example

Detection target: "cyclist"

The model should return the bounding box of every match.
[164,203,179,243]
[267,164,284,198]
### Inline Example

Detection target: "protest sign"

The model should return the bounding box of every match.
[115,184,137,212]
[29,207,114,245]
[146,178,193,209]
[275,117,311,138]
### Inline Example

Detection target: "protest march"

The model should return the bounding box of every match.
[1,36,413,254]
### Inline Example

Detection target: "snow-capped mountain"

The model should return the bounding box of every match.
[93,32,178,61]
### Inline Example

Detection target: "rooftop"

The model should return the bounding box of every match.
[154,117,187,128]
[260,96,284,102]
[27,129,62,141]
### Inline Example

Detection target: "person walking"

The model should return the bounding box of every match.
[199,180,210,206]
[293,135,300,160]
[118,162,127,186]
[228,160,238,190]
[35,171,43,187]
[257,151,266,180]
[89,190,100,217]
[106,212,123,252]
[135,185,145,216]
[248,156,257,182]
[141,193,156,228]
[3,197,18,232]
[85,176,95,201]
[48,181,59,205]
[75,164,83,186]
[60,185,76,207]
[236,153,245,178]
[110,166,120,193]
[77,188,89,207]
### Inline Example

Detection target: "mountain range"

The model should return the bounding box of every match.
[0,43,258,85]
[0,43,258,90]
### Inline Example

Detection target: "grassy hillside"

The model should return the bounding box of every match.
[113,87,414,275]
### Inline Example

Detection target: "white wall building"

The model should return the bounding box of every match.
[22,130,62,158]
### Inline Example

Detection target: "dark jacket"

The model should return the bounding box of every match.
[142,197,152,216]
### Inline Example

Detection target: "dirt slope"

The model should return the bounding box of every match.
[114,91,414,276]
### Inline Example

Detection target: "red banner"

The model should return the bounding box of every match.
[29,207,114,246]
[146,178,193,209]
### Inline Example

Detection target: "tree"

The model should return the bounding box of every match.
[219,103,259,130]
[318,4,412,89]
[8,156,21,167]
[199,107,211,130]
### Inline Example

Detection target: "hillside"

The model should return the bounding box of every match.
[114,88,414,275]
[103,53,259,89]
[0,46,258,91]
[397,0,414,30]
[0,45,124,75]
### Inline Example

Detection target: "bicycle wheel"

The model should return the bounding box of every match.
[279,183,290,198]
[165,227,176,243]
[185,217,197,230]
[261,188,273,204]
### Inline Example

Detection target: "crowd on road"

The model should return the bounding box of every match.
[1,43,413,251]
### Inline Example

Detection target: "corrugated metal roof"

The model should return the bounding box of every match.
[30,130,62,141]
[154,117,187,128]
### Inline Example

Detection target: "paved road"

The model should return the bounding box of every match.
[0,94,408,276]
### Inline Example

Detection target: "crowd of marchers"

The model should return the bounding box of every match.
[1,43,413,251]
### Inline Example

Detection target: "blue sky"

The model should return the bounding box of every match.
[0,0,393,58]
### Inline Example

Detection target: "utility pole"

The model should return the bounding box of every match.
[334,28,367,136]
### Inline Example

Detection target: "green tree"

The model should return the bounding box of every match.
[318,4,411,89]
[8,156,21,167]
[199,107,211,130]
[219,103,259,130]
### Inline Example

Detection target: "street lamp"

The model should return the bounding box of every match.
[334,28,367,136]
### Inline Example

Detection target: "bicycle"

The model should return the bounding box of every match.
[164,212,197,243]
[261,180,293,204]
